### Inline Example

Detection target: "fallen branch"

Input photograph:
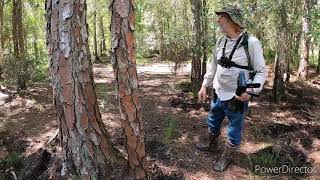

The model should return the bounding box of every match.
[46,129,59,146]
[10,171,18,180]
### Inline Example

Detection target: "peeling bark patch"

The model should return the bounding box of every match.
[90,132,99,145]
[81,112,89,130]
[129,11,135,30]
[62,3,72,21]
[125,32,134,62]
[121,95,136,122]
[115,0,130,18]
[59,30,70,58]
[128,67,138,89]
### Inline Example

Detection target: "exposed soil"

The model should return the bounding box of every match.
[0,63,320,179]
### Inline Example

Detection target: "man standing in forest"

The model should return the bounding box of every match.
[196,4,267,171]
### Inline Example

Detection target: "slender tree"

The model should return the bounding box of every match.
[12,0,26,90]
[33,31,39,60]
[190,0,203,93]
[298,0,314,80]
[93,0,99,62]
[99,15,106,56]
[110,0,146,178]
[273,1,287,102]
[45,0,126,178]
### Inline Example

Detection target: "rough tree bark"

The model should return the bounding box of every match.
[45,0,126,178]
[110,0,146,179]
[12,0,26,90]
[298,0,313,81]
[272,2,287,102]
[190,0,203,93]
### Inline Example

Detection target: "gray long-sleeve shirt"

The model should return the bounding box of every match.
[202,33,267,101]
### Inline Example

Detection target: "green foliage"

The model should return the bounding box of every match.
[0,152,23,169]
[3,52,49,86]
[251,127,266,140]
[3,54,31,87]
[136,57,150,65]
[162,116,177,144]
[249,149,280,170]
[0,0,319,88]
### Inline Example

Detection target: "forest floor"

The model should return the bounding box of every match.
[0,62,320,179]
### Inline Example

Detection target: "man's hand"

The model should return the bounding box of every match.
[235,92,252,102]
[198,86,208,101]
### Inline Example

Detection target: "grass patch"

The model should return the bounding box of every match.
[251,127,266,140]
[249,150,279,169]
[162,117,177,144]
[0,151,23,169]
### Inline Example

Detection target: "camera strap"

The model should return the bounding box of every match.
[218,33,252,71]
[227,34,244,60]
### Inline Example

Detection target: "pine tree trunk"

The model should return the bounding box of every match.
[272,2,287,102]
[93,0,99,62]
[298,0,313,81]
[12,0,26,90]
[201,0,208,79]
[110,0,146,179]
[190,0,202,93]
[45,0,127,178]
[99,16,106,55]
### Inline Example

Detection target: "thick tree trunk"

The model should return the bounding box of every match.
[45,0,126,178]
[190,0,202,93]
[12,0,26,90]
[110,0,146,179]
[99,16,106,56]
[272,2,287,102]
[201,0,208,79]
[298,0,313,81]
[93,1,99,62]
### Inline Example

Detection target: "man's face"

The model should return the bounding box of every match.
[217,13,233,33]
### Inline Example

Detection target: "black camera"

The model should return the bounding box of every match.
[218,57,232,68]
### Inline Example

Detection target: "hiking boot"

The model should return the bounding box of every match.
[213,141,239,172]
[196,132,220,151]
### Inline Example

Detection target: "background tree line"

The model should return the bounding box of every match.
[0,0,319,100]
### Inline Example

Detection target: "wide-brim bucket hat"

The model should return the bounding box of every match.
[215,4,245,28]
